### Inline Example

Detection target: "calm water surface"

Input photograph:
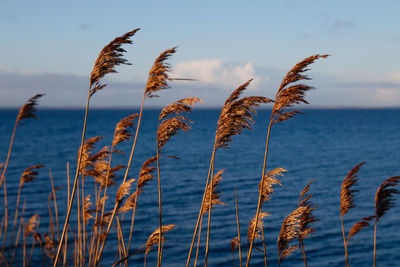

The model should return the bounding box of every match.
[0,108,400,266]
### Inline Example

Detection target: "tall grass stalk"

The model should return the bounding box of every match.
[94,47,177,264]
[54,29,138,265]
[235,188,243,267]
[246,55,327,266]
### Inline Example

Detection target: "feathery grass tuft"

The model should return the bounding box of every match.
[247,212,270,243]
[145,47,177,98]
[90,28,140,96]
[259,168,285,205]
[215,79,273,149]
[16,94,45,124]
[202,170,225,215]
[278,206,306,265]
[340,162,365,216]
[112,114,139,147]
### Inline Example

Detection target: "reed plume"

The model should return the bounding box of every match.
[90,29,140,96]
[246,54,328,266]
[231,237,239,267]
[127,156,157,251]
[144,225,176,267]
[112,114,139,147]
[202,170,225,214]
[247,212,270,244]
[15,94,44,125]
[55,28,139,266]
[156,97,202,266]
[373,176,400,267]
[297,180,318,267]
[94,47,179,265]
[187,79,271,267]
[144,47,177,98]
[10,165,44,256]
[0,94,43,257]
[116,179,136,204]
[347,216,373,244]
[340,162,365,267]
[260,168,285,205]
[277,206,307,266]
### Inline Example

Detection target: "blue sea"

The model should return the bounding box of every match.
[1,108,400,266]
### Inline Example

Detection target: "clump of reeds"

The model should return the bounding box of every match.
[93,47,179,266]
[156,97,203,266]
[187,79,272,267]
[55,28,140,265]
[246,54,328,267]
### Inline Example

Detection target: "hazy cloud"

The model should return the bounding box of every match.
[1,68,400,108]
[172,59,270,90]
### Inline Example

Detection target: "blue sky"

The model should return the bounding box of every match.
[1,0,400,108]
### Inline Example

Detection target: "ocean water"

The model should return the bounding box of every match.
[0,108,400,266]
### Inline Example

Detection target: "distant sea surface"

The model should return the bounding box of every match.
[1,108,400,266]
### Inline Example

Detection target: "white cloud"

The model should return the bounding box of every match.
[172,59,269,90]
[373,88,400,104]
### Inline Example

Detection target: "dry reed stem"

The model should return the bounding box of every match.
[231,237,239,267]
[205,79,271,266]
[374,176,400,221]
[188,80,269,267]
[374,176,400,267]
[54,29,138,266]
[156,97,202,266]
[234,188,243,267]
[340,162,365,267]
[297,180,318,267]
[0,94,43,259]
[95,47,177,266]
[9,164,44,255]
[48,169,60,242]
[126,156,157,251]
[246,54,327,267]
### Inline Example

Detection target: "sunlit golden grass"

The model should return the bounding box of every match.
[0,28,399,267]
